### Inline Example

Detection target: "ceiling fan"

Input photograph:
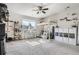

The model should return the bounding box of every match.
[33,3,49,14]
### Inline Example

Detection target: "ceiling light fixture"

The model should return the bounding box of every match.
[33,3,49,14]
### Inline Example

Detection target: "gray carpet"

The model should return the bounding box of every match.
[5,39,79,55]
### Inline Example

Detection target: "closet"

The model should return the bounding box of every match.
[55,27,78,45]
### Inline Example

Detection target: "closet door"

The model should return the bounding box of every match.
[78,27,79,44]
[69,28,76,45]
[55,28,59,41]
[58,28,63,42]
[63,28,69,44]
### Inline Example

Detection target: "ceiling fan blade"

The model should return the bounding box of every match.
[38,6,43,10]
[33,9,39,11]
[37,11,39,14]
[43,8,48,10]
[42,11,46,14]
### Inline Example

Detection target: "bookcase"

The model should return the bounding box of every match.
[7,21,15,40]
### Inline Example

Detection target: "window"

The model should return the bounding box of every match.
[22,19,36,29]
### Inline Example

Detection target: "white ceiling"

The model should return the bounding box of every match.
[6,3,79,18]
